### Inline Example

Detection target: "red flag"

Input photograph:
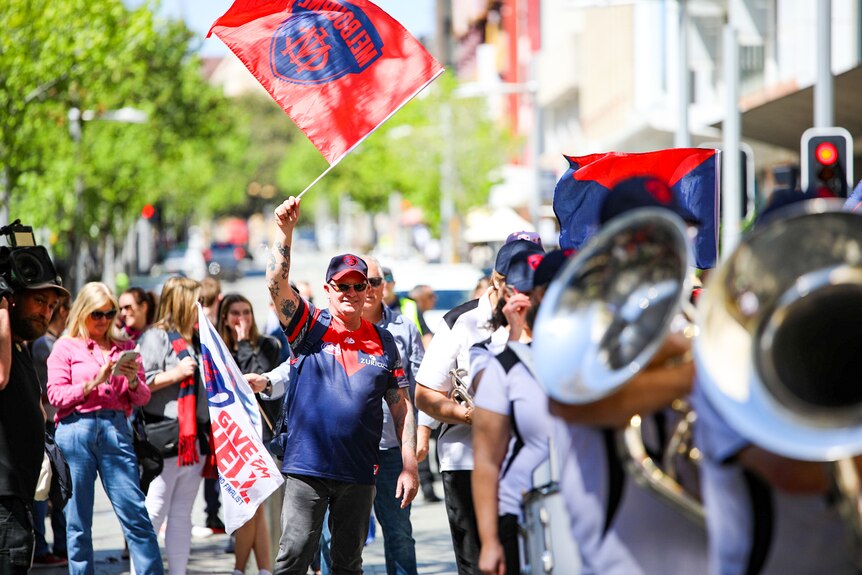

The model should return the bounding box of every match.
[209,0,444,165]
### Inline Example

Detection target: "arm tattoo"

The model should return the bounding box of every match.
[275,241,291,280]
[280,299,297,320]
[384,387,400,406]
[267,278,279,300]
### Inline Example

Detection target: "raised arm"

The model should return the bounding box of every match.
[267,196,302,327]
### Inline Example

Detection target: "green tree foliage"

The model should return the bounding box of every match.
[276,72,517,233]
[0,0,249,265]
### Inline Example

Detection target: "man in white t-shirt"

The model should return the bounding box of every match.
[415,237,543,573]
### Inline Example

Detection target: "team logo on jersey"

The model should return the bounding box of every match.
[270,0,384,86]
[321,341,341,356]
[344,336,355,344]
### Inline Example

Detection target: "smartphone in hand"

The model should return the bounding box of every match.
[112,350,140,376]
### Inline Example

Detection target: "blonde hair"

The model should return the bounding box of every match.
[153,276,201,341]
[66,282,125,343]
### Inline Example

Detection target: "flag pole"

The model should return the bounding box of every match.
[296,162,338,199]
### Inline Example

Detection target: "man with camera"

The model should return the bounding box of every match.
[0,222,69,574]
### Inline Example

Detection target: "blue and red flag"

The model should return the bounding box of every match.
[209,0,444,165]
[553,148,720,269]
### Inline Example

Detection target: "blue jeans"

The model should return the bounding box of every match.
[372,448,416,575]
[33,498,66,556]
[55,410,163,575]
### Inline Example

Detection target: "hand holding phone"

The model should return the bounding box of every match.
[112,350,140,376]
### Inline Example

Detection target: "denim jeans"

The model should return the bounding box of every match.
[274,474,374,575]
[0,496,34,574]
[32,498,66,556]
[55,410,163,575]
[373,448,416,575]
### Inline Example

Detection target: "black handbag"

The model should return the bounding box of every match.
[44,432,72,510]
[132,410,164,494]
[143,417,181,459]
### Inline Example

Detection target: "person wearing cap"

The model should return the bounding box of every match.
[549,176,707,575]
[267,196,417,575]
[414,236,543,574]
[471,249,573,575]
[0,273,66,574]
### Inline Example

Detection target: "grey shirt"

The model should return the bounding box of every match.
[376,304,424,450]
[139,327,209,423]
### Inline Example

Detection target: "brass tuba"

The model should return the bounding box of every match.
[532,208,704,523]
[694,200,862,556]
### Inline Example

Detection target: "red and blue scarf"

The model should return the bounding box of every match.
[167,331,199,467]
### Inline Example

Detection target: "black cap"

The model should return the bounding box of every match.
[506,251,546,292]
[495,239,545,277]
[600,176,700,226]
[325,254,368,283]
[533,249,575,288]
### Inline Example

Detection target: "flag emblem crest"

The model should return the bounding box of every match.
[270,0,384,85]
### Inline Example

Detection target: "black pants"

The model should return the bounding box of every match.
[441,470,480,575]
[0,497,34,574]
[499,513,520,575]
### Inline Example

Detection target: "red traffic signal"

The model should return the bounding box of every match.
[814,142,838,166]
[801,127,854,198]
[141,204,156,220]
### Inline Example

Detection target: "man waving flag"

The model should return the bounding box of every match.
[208,0,444,166]
[197,304,284,534]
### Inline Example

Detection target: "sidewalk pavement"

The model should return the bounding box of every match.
[35,479,456,574]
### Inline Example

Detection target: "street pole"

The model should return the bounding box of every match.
[69,107,86,295]
[675,0,691,148]
[722,22,742,258]
[440,103,456,263]
[815,0,834,127]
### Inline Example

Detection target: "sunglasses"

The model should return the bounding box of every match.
[329,282,368,293]
[90,309,118,320]
[367,277,384,288]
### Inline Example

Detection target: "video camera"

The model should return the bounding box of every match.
[0,220,63,299]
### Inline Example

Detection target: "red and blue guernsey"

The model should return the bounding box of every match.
[282,297,407,484]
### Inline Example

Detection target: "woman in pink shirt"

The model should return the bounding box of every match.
[47,282,163,575]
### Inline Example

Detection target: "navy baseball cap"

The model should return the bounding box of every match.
[506,251,546,292]
[495,239,545,277]
[326,254,368,283]
[505,230,542,245]
[533,249,575,288]
[600,176,700,226]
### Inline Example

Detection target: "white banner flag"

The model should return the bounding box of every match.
[197,304,284,534]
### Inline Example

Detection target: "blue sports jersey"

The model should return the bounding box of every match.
[282,298,407,484]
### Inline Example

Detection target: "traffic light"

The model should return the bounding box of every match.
[801,127,854,198]
[141,204,156,220]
